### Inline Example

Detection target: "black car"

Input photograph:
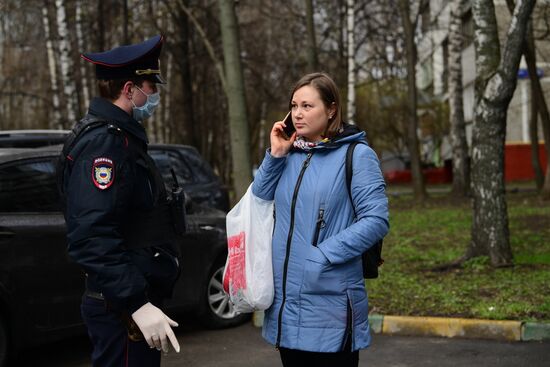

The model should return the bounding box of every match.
[0,130,229,212]
[0,144,242,366]
[0,130,71,148]
[148,144,229,212]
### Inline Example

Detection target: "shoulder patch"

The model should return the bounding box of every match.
[92,157,115,190]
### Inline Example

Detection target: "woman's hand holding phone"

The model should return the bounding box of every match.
[270,112,296,158]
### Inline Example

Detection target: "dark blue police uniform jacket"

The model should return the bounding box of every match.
[62,97,179,315]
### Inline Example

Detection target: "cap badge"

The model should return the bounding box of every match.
[135,68,161,75]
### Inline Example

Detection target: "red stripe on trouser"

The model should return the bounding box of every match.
[125,337,129,367]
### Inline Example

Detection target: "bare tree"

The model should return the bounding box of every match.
[525,20,548,193]
[305,0,319,72]
[55,0,80,127]
[161,0,199,147]
[448,0,470,196]
[123,0,129,44]
[218,0,252,199]
[96,0,105,50]
[525,25,550,199]
[42,1,62,129]
[505,1,550,196]
[346,0,356,124]
[469,0,535,267]
[398,0,427,202]
[528,64,544,190]
[75,0,90,111]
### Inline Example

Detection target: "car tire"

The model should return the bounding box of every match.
[198,258,251,329]
[0,314,8,367]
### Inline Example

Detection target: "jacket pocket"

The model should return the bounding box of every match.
[312,207,325,247]
[301,247,342,295]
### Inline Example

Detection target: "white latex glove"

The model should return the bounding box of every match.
[131,302,180,353]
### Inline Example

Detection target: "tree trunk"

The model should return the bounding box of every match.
[338,0,347,87]
[526,26,545,191]
[178,1,227,93]
[469,0,535,267]
[162,20,173,145]
[529,78,544,190]
[55,0,80,127]
[398,0,427,202]
[506,0,550,197]
[258,100,268,163]
[218,0,252,199]
[176,0,199,147]
[76,0,90,111]
[448,0,470,197]
[123,0,129,45]
[305,0,318,72]
[97,0,105,50]
[346,0,356,124]
[526,27,550,200]
[41,2,62,129]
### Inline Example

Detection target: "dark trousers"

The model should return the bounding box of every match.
[279,337,359,367]
[81,295,161,367]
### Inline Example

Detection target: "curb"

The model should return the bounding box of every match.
[251,311,550,342]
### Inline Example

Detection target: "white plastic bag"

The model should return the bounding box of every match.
[222,184,274,313]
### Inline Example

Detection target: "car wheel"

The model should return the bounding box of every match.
[0,315,8,367]
[199,259,250,329]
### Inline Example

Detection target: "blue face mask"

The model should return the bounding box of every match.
[131,86,160,121]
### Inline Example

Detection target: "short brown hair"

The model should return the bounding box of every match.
[288,72,343,139]
[97,77,147,100]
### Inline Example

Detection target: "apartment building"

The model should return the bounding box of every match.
[415,0,550,170]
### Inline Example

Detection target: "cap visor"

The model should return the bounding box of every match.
[154,74,166,84]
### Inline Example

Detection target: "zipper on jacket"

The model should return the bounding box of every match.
[340,296,354,351]
[275,151,313,349]
[311,208,325,247]
[272,206,277,236]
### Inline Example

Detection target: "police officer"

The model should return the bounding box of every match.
[58,35,183,367]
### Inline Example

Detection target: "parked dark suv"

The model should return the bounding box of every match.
[0,142,240,366]
[0,130,71,148]
[0,130,229,212]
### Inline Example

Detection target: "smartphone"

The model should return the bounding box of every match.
[282,111,295,139]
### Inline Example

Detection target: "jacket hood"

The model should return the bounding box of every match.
[292,123,366,152]
[328,123,365,145]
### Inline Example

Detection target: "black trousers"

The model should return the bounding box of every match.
[81,295,161,367]
[279,337,359,367]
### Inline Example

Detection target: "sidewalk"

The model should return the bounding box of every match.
[16,321,550,367]
[253,312,550,342]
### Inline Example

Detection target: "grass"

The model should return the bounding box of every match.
[366,187,550,322]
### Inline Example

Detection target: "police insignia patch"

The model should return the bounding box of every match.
[92,157,114,190]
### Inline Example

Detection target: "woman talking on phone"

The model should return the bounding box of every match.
[252,72,389,366]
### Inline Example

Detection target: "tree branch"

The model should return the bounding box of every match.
[499,0,536,84]
[175,0,227,94]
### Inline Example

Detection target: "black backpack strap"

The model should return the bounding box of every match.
[345,141,365,218]
[344,140,384,279]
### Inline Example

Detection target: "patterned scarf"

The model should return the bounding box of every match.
[293,136,330,151]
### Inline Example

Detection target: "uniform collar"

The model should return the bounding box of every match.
[88,97,149,143]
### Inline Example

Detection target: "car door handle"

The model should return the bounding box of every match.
[199,225,215,231]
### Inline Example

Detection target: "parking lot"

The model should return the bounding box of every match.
[16,318,550,367]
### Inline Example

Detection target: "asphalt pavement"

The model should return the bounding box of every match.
[16,320,549,367]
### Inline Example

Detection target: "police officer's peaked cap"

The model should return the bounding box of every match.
[81,35,165,84]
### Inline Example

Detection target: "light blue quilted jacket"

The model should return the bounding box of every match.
[252,127,389,353]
